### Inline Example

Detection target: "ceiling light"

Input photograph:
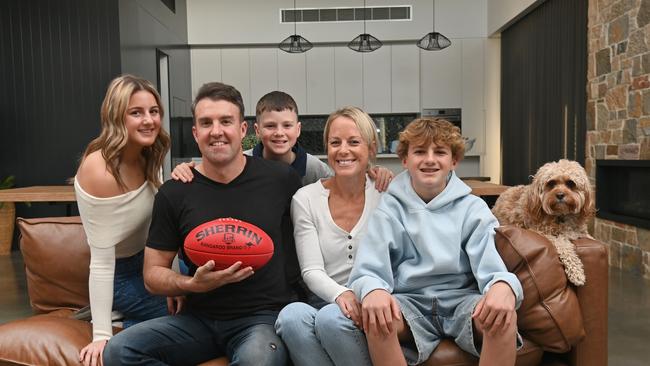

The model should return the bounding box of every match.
[348,0,382,53]
[417,0,451,51]
[279,0,313,53]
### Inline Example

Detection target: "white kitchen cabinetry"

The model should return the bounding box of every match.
[221,49,252,114]
[250,48,279,113]
[391,44,420,113]
[461,38,485,155]
[306,47,335,114]
[420,41,462,109]
[278,51,307,114]
[362,46,392,113]
[334,46,363,109]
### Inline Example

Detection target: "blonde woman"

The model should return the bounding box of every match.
[74,75,172,366]
[275,106,385,366]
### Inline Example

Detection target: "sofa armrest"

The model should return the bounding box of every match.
[570,238,608,366]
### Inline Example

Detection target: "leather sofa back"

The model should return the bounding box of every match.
[17,216,90,313]
[495,226,585,353]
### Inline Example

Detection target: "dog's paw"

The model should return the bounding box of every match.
[565,265,586,286]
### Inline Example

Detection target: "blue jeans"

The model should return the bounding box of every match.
[103,310,287,366]
[275,303,371,366]
[113,251,167,328]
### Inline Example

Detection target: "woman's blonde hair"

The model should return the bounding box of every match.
[82,74,171,189]
[396,118,465,161]
[323,106,378,164]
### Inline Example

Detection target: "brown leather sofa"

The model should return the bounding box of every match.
[0,217,608,366]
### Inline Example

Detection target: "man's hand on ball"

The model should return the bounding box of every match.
[187,260,254,292]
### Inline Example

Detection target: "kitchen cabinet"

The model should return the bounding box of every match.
[334,46,363,109]
[391,44,420,113]
[461,38,485,155]
[362,46,391,113]
[306,47,335,114]
[190,48,221,99]
[420,41,462,109]
[221,49,252,114]
[278,51,307,114]
[250,48,279,114]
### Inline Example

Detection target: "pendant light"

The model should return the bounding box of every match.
[417,0,451,51]
[279,0,313,53]
[348,0,382,53]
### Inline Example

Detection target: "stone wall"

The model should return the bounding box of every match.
[587,0,650,278]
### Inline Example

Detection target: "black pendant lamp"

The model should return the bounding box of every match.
[348,0,382,53]
[279,0,313,53]
[417,0,451,51]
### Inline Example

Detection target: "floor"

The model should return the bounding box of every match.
[1,252,649,365]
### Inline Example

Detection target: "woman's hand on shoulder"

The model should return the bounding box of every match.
[368,166,394,192]
[79,339,108,366]
[76,151,121,198]
[335,290,362,328]
[170,161,196,183]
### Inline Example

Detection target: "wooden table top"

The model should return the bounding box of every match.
[464,180,510,196]
[0,185,76,202]
[0,181,510,203]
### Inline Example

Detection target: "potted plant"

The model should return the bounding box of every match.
[0,176,15,255]
[241,134,259,151]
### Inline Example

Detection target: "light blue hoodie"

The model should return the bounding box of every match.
[348,170,523,315]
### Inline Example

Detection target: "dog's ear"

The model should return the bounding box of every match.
[572,163,596,221]
[579,181,596,220]
[525,180,544,224]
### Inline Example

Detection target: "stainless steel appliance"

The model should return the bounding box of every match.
[421,108,462,131]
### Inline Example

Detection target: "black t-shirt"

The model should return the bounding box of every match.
[147,155,302,320]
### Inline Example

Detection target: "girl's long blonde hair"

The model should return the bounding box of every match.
[82,74,171,189]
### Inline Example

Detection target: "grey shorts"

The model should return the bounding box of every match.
[395,293,522,365]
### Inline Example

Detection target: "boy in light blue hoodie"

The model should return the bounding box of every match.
[319,118,523,366]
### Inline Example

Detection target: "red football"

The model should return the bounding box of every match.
[183,217,274,270]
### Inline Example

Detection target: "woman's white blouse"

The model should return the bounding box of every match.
[291,177,382,303]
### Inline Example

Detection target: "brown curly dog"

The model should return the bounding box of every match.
[492,159,595,286]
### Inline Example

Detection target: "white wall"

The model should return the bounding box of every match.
[487,0,540,36]
[483,37,501,183]
[187,0,491,170]
[187,0,487,45]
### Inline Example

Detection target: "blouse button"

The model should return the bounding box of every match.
[348,254,353,259]
[348,245,352,250]
[348,235,352,240]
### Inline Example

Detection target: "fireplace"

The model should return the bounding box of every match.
[596,160,650,229]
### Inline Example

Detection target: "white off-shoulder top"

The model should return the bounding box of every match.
[74,178,155,341]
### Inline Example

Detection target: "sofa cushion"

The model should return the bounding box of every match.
[421,338,544,366]
[0,313,92,366]
[495,226,586,353]
[17,216,90,313]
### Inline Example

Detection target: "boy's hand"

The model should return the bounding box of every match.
[362,289,401,336]
[185,260,254,293]
[472,281,516,336]
[335,290,363,328]
[171,161,196,182]
[368,165,394,192]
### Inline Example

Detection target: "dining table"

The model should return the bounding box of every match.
[0,186,76,215]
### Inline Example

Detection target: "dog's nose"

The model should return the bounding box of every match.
[556,192,565,200]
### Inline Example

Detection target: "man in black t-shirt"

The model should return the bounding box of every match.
[104,82,302,366]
